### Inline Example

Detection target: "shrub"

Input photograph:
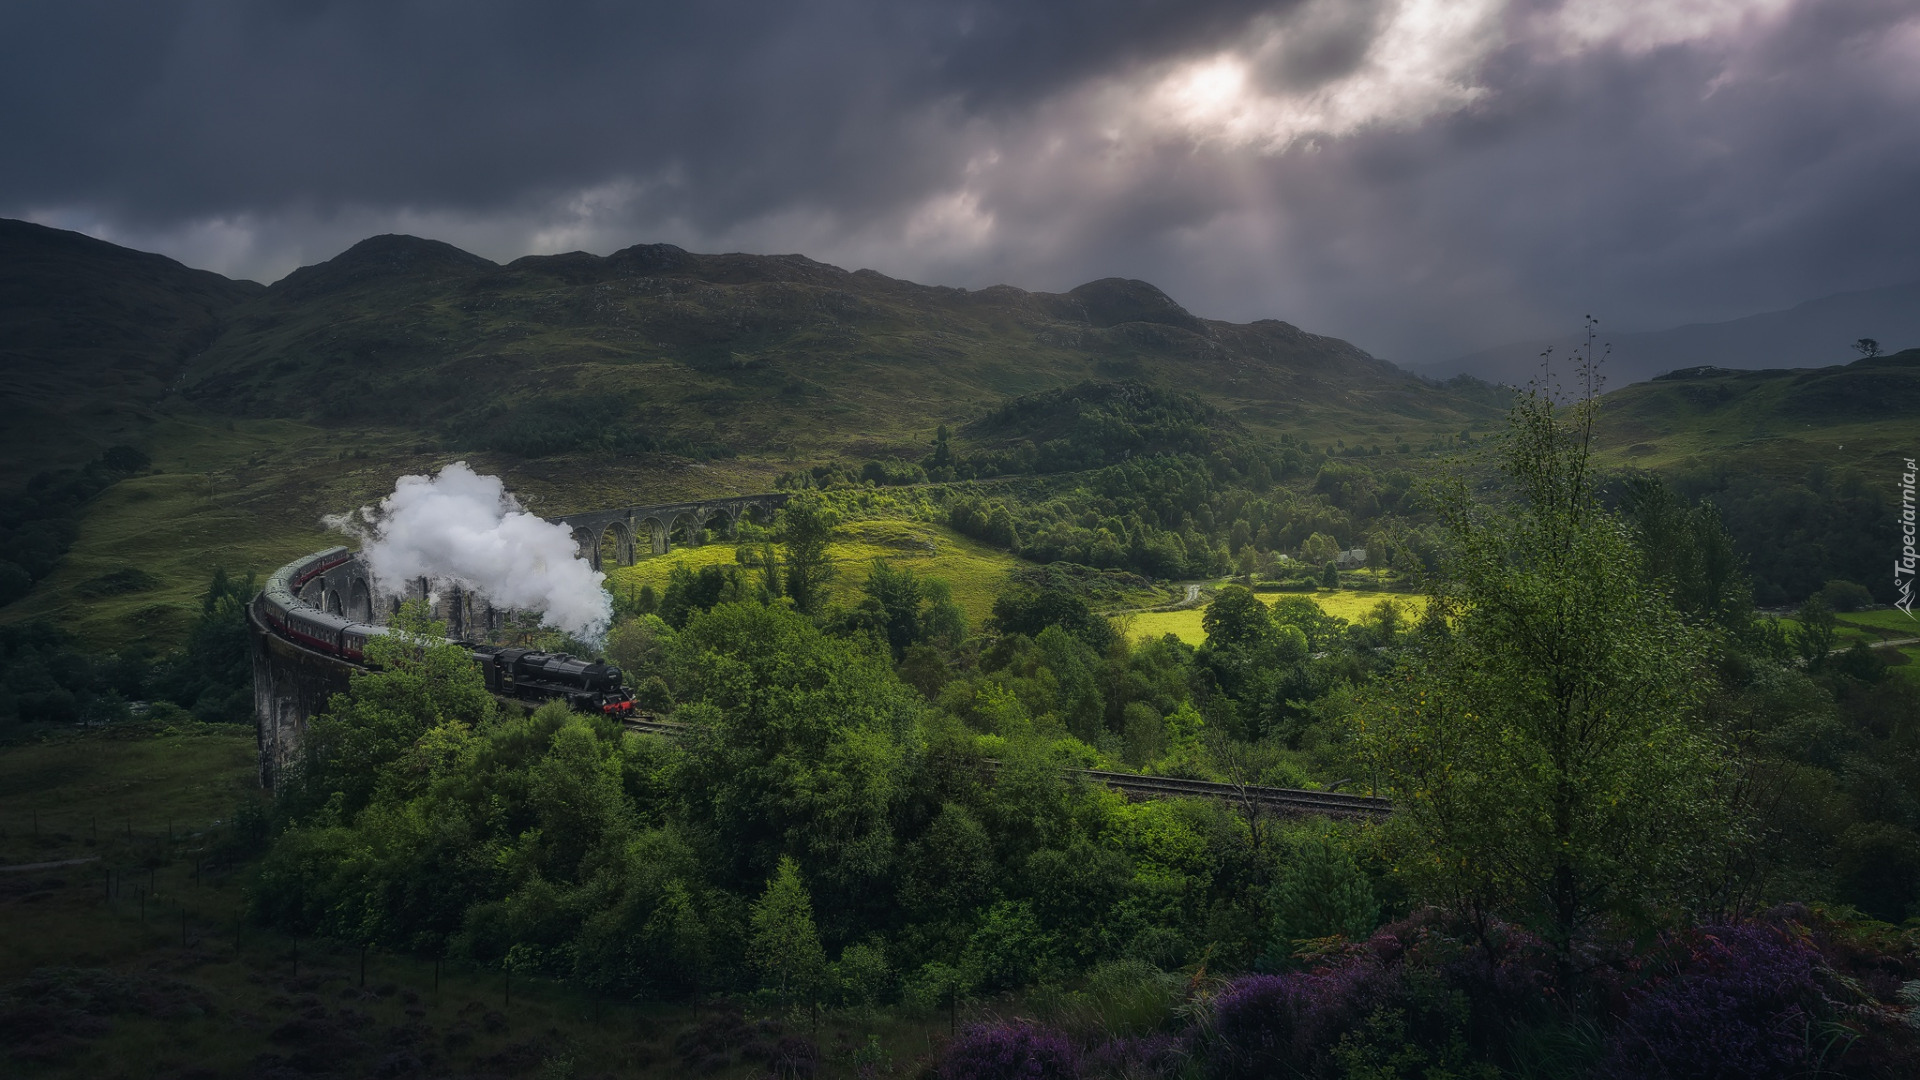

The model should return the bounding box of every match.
[860,459,927,486]
[73,568,160,598]
[962,901,1060,992]
[1207,913,1549,1079]
[1207,972,1362,1078]
[1815,579,1873,613]
[17,687,79,724]
[1596,924,1826,1080]
[938,1020,1080,1080]
[632,674,674,712]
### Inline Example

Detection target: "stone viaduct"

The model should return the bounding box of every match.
[555,493,788,571]
[250,492,787,786]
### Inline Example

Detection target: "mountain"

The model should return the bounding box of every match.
[1419,281,1920,388]
[0,219,263,473]
[173,234,1503,462]
[1592,346,1920,474]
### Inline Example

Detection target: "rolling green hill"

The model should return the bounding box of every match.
[1592,348,1920,474]
[0,222,1508,645]
[1589,349,1920,606]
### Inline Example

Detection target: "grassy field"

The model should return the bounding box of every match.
[0,727,963,1078]
[0,725,259,866]
[1769,609,1920,647]
[1833,608,1920,638]
[1755,610,1920,678]
[1119,588,1428,645]
[603,517,1026,626]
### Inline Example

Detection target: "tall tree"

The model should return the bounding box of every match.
[669,601,918,923]
[1265,831,1379,963]
[1201,585,1273,649]
[1792,595,1838,670]
[1355,385,1731,961]
[862,558,925,658]
[297,600,497,817]
[780,493,838,615]
[1617,474,1752,639]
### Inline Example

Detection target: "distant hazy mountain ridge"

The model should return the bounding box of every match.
[1419,281,1920,387]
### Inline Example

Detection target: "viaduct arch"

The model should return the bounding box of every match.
[556,493,788,571]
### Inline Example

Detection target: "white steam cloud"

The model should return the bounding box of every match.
[326,462,611,641]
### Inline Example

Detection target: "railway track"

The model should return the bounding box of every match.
[621,716,1390,819]
[1072,768,1389,819]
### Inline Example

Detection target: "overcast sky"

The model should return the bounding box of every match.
[5,0,1917,363]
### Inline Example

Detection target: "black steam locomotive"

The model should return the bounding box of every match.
[469,645,636,717]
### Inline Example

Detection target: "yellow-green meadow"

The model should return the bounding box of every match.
[602,517,1025,625]
[1119,588,1427,645]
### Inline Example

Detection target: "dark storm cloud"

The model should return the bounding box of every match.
[4,0,1918,363]
[1255,0,1920,356]
[0,0,1265,222]
[915,0,1291,106]
[4,2,901,218]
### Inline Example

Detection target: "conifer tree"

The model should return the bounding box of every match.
[1265,831,1379,963]
[748,855,826,1003]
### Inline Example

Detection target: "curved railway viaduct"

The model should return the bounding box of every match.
[282,493,792,630]
[250,493,784,783]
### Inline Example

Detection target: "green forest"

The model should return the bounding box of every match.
[19,387,1889,1078]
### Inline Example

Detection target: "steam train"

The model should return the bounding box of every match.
[469,646,634,716]
[255,547,635,717]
